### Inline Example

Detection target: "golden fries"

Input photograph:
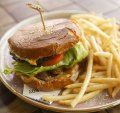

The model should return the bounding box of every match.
[91,78,120,83]
[112,64,120,97]
[42,94,77,101]
[65,83,96,89]
[71,84,117,94]
[59,90,102,106]
[43,13,120,108]
[73,18,110,39]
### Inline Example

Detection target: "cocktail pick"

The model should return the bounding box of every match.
[27,0,46,31]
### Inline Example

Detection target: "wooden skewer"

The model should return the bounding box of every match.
[27,0,46,31]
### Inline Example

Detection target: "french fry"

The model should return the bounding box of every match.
[96,36,102,45]
[71,84,117,94]
[90,36,101,52]
[112,40,119,47]
[91,78,120,84]
[110,45,120,67]
[112,63,120,97]
[93,75,106,78]
[66,83,97,89]
[94,52,111,57]
[99,24,113,31]
[106,55,113,96]
[92,71,106,77]
[97,19,113,26]
[90,36,106,65]
[87,84,116,92]
[42,94,76,101]
[107,55,112,77]
[71,50,93,107]
[62,89,71,96]
[114,64,120,78]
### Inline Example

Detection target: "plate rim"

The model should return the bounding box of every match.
[0,10,120,112]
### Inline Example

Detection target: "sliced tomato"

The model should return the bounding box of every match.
[43,54,64,66]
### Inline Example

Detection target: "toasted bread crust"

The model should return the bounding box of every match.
[21,74,72,91]
[8,19,80,60]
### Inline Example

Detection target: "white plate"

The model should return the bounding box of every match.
[0,10,120,113]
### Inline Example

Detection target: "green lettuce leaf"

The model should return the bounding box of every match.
[4,42,88,76]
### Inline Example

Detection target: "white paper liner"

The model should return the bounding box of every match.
[23,84,61,104]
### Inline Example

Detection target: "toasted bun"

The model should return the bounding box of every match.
[8,19,80,60]
[20,64,80,91]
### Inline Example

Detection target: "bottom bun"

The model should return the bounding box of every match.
[20,64,80,91]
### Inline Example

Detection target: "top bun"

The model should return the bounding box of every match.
[8,19,80,60]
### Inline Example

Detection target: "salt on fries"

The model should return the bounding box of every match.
[42,13,120,107]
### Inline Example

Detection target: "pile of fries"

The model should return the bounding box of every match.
[42,13,120,107]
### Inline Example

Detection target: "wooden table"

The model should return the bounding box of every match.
[0,0,120,113]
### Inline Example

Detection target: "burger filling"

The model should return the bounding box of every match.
[4,42,88,76]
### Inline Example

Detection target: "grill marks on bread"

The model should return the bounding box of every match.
[8,19,79,60]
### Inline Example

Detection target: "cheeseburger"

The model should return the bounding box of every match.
[5,19,88,91]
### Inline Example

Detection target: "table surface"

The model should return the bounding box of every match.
[1,0,120,113]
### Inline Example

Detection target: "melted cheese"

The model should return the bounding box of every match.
[27,59,37,65]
